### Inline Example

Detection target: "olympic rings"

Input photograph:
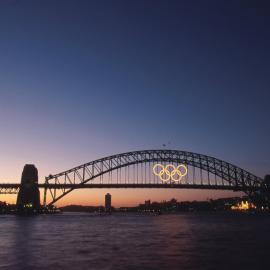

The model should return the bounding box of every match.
[153,164,188,183]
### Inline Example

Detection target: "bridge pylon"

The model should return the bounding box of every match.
[252,175,270,210]
[16,164,40,211]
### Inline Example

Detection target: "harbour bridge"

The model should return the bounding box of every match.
[0,150,264,206]
[0,150,268,207]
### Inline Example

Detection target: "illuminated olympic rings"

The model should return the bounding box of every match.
[153,164,188,183]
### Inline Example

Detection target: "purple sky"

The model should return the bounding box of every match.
[0,0,269,205]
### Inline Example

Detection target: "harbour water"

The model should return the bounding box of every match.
[0,212,269,270]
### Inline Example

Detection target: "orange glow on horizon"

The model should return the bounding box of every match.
[1,189,244,208]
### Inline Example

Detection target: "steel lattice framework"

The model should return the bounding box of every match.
[43,150,263,206]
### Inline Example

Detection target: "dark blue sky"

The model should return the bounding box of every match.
[0,1,269,204]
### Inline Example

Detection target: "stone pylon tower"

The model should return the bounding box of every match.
[16,164,40,209]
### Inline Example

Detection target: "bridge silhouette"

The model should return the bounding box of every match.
[0,150,265,207]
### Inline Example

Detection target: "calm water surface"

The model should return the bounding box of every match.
[0,212,269,270]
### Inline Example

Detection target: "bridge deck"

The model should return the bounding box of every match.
[0,183,258,191]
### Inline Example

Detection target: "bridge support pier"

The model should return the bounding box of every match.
[16,164,40,211]
[43,186,47,207]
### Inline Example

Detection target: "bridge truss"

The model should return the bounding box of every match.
[43,150,263,206]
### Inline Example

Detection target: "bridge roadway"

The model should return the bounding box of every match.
[0,183,260,192]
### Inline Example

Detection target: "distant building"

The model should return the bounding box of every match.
[145,200,151,206]
[105,193,111,211]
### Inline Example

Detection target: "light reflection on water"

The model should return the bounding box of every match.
[0,212,269,270]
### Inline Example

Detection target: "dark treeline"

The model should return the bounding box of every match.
[58,197,246,213]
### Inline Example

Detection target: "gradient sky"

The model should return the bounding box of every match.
[0,0,269,206]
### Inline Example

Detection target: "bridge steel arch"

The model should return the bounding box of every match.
[43,150,263,206]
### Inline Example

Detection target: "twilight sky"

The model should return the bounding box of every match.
[0,0,269,206]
